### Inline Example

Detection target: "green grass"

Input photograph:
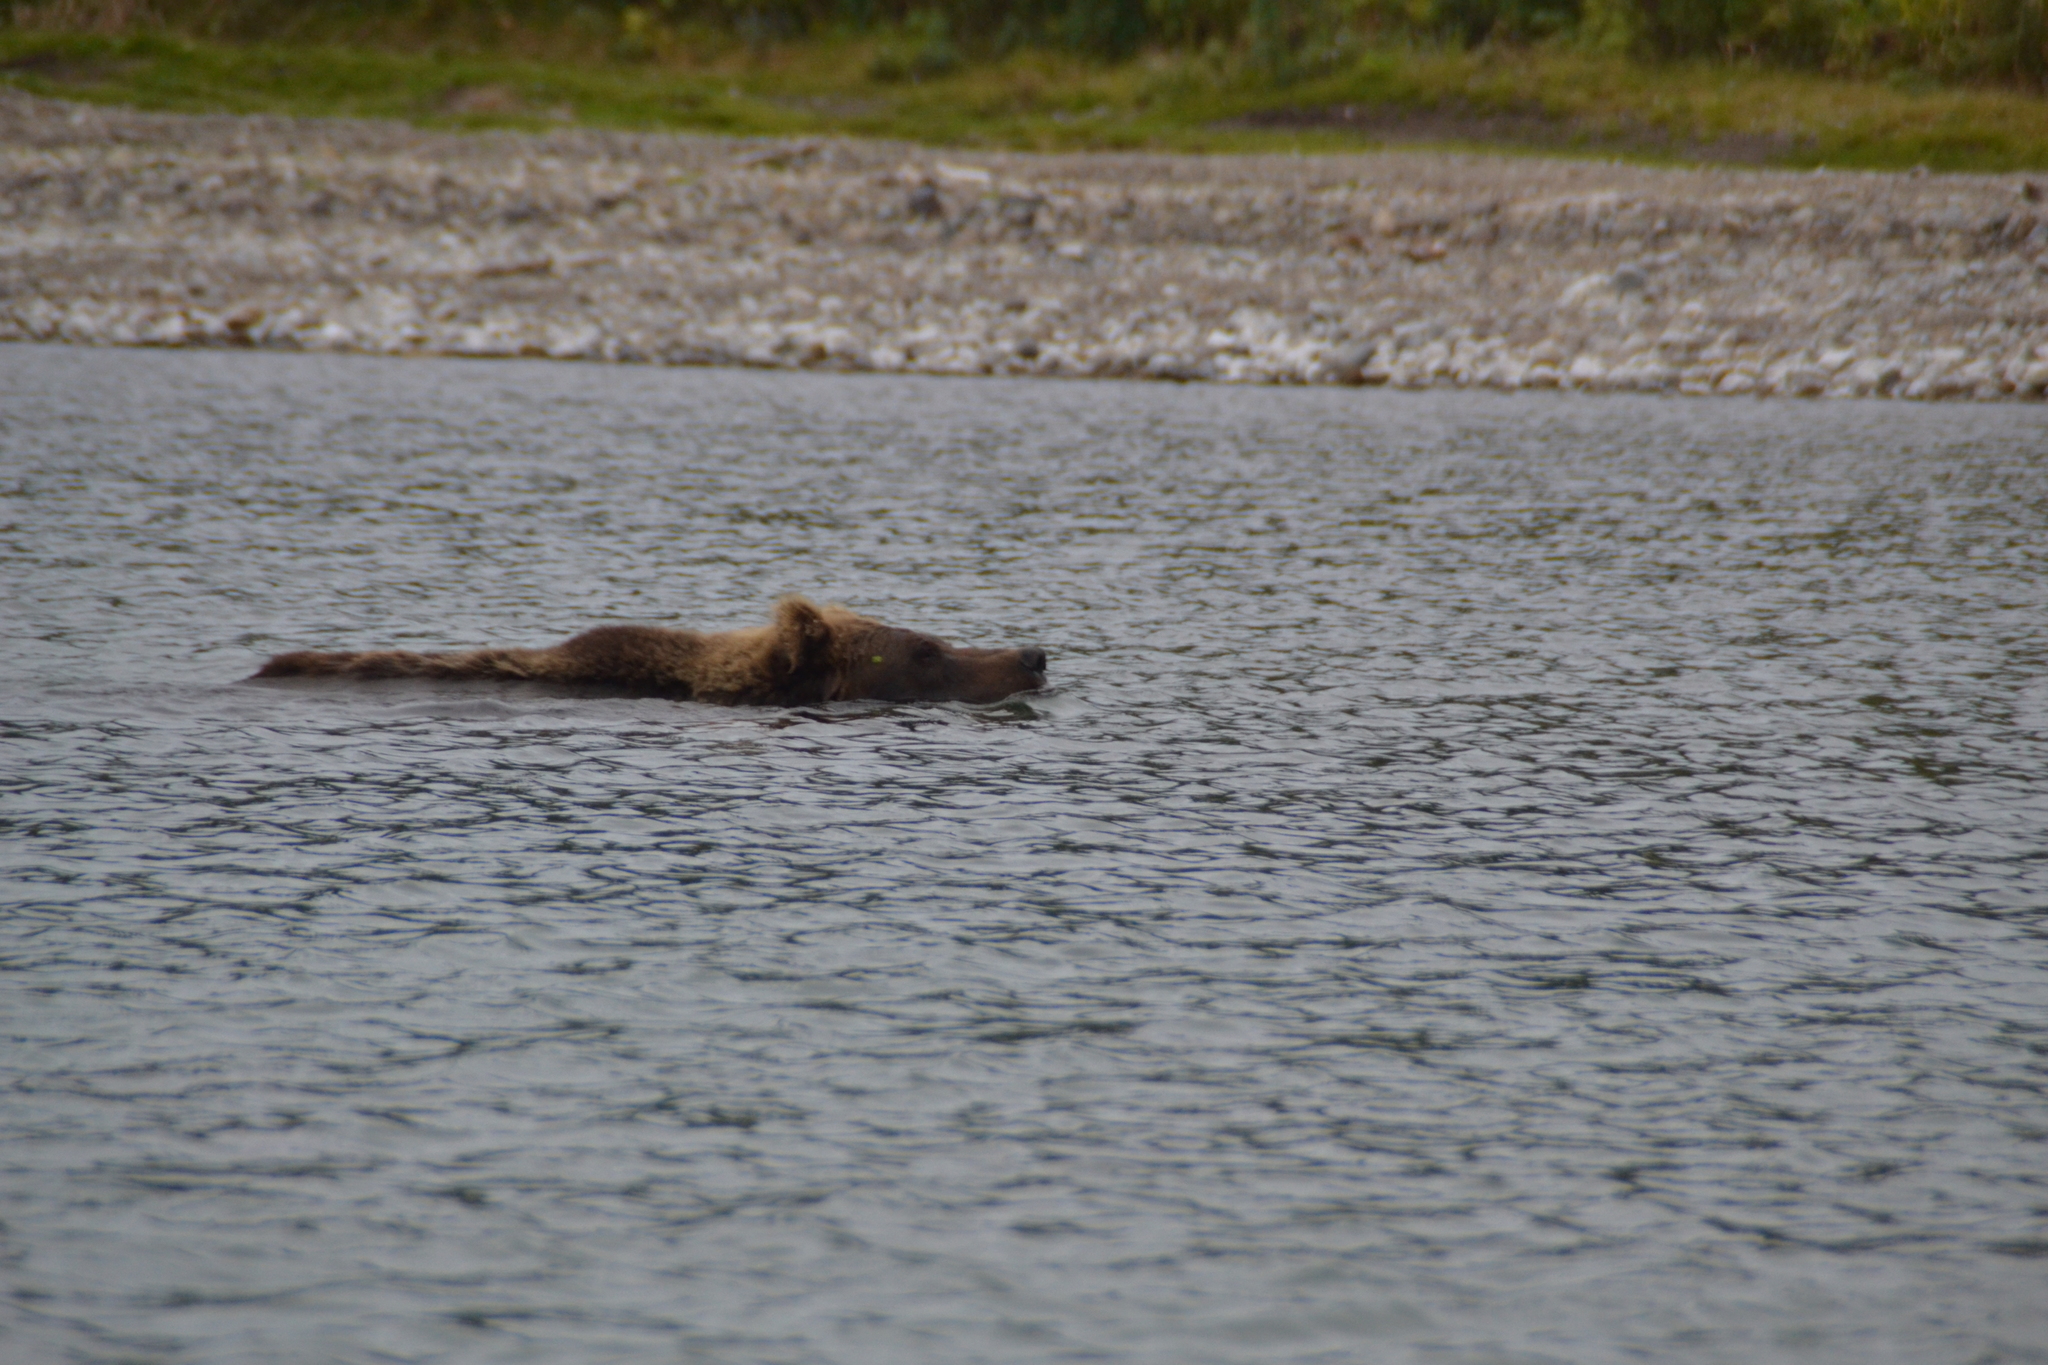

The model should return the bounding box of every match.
[4,29,2046,171]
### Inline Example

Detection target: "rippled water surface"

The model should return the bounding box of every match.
[4,345,2046,1365]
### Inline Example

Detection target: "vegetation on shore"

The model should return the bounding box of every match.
[2,1,2044,169]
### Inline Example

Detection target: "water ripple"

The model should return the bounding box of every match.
[3,345,2046,1364]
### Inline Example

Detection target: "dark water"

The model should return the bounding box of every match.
[3,344,2046,1365]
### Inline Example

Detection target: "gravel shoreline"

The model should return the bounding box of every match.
[6,90,2046,400]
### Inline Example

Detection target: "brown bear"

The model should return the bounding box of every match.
[251,597,1048,705]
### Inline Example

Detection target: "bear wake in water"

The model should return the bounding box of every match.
[252,597,1048,705]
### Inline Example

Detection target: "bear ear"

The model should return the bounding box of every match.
[774,596,834,672]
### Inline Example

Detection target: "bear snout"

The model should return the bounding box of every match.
[1019,648,1048,677]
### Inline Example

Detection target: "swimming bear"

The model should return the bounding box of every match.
[252,596,1048,705]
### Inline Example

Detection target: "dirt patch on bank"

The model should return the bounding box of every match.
[1225,102,1816,167]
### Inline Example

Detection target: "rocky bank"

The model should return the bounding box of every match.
[4,89,2045,399]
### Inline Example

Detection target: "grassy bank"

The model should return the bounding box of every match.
[4,27,2046,170]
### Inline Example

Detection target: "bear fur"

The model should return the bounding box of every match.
[251,597,1048,706]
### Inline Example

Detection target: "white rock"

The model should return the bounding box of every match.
[16,298,61,338]
[1558,274,1608,307]
[1567,355,1608,386]
[140,313,192,346]
[1844,357,1902,395]
[1489,358,1530,388]
[453,321,521,356]
[1952,360,2000,397]
[545,324,603,359]
[935,162,993,190]
[250,308,307,345]
[1610,359,1677,391]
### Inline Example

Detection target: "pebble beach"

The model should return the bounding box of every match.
[5,89,2045,400]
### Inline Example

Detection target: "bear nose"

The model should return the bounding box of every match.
[1020,648,1048,675]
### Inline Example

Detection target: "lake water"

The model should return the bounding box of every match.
[3,344,2045,1365]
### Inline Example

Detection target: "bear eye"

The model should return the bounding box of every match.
[871,654,884,664]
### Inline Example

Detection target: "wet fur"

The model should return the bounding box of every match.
[252,597,1046,706]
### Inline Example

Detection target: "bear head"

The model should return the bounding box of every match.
[775,597,1047,704]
